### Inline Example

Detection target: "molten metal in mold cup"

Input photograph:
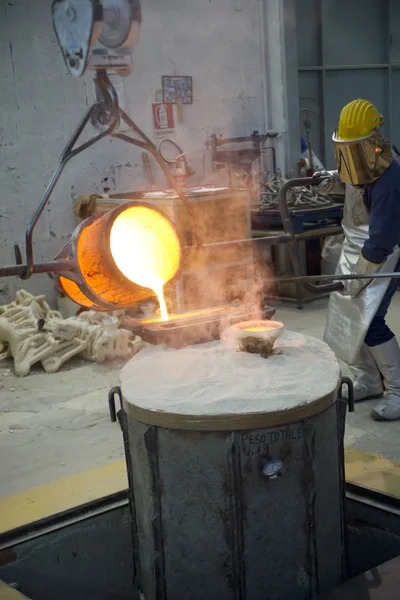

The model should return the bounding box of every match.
[221,320,284,354]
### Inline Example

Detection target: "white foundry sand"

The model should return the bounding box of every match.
[120,331,340,418]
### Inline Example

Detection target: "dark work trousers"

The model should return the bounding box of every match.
[365,259,400,347]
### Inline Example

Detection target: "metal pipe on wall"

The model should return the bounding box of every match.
[281,0,303,175]
[259,0,290,176]
[259,0,271,137]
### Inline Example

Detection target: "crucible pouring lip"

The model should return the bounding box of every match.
[66,201,184,310]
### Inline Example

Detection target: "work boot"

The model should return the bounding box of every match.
[343,344,383,403]
[369,337,400,421]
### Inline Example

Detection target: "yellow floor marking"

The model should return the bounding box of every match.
[0,461,127,535]
[0,581,29,599]
[345,447,400,499]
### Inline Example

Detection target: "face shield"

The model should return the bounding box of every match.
[333,131,393,186]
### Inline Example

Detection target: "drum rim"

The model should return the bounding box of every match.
[122,382,340,431]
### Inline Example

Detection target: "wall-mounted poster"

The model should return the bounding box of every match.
[162,76,193,105]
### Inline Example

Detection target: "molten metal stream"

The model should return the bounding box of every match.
[109,205,181,321]
[154,285,169,321]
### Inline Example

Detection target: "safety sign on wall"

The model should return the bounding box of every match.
[152,103,175,138]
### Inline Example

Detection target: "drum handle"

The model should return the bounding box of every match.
[108,386,123,423]
[339,377,355,413]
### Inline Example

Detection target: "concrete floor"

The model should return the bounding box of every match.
[0,359,124,496]
[1,296,400,497]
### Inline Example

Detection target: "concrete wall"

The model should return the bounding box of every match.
[0,0,267,305]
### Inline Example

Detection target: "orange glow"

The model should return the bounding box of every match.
[60,203,182,311]
[109,206,181,321]
[155,286,169,321]
[59,277,104,310]
[244,326,273,332]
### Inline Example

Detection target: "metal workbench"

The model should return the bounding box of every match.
[251,202,344,234]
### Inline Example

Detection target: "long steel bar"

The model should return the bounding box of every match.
[269,272,400,284]
[2,253,400,288]
[0,260,75,279]
[185,234,292,251]
[0,235,291,279]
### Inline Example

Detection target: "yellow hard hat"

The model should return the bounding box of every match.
[336,99,383,141]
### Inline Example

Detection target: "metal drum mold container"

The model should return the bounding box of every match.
[119,331,347,600]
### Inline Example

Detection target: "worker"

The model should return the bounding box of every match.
[322,99,400,421]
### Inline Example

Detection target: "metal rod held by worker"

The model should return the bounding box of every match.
[187,234,292,251]
[0,260,75,279]
[271,271,400,285]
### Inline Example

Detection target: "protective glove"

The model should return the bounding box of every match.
[341,254,383,297]
[313,170,343,196]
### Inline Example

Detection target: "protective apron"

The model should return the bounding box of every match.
[324,184,400,365]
